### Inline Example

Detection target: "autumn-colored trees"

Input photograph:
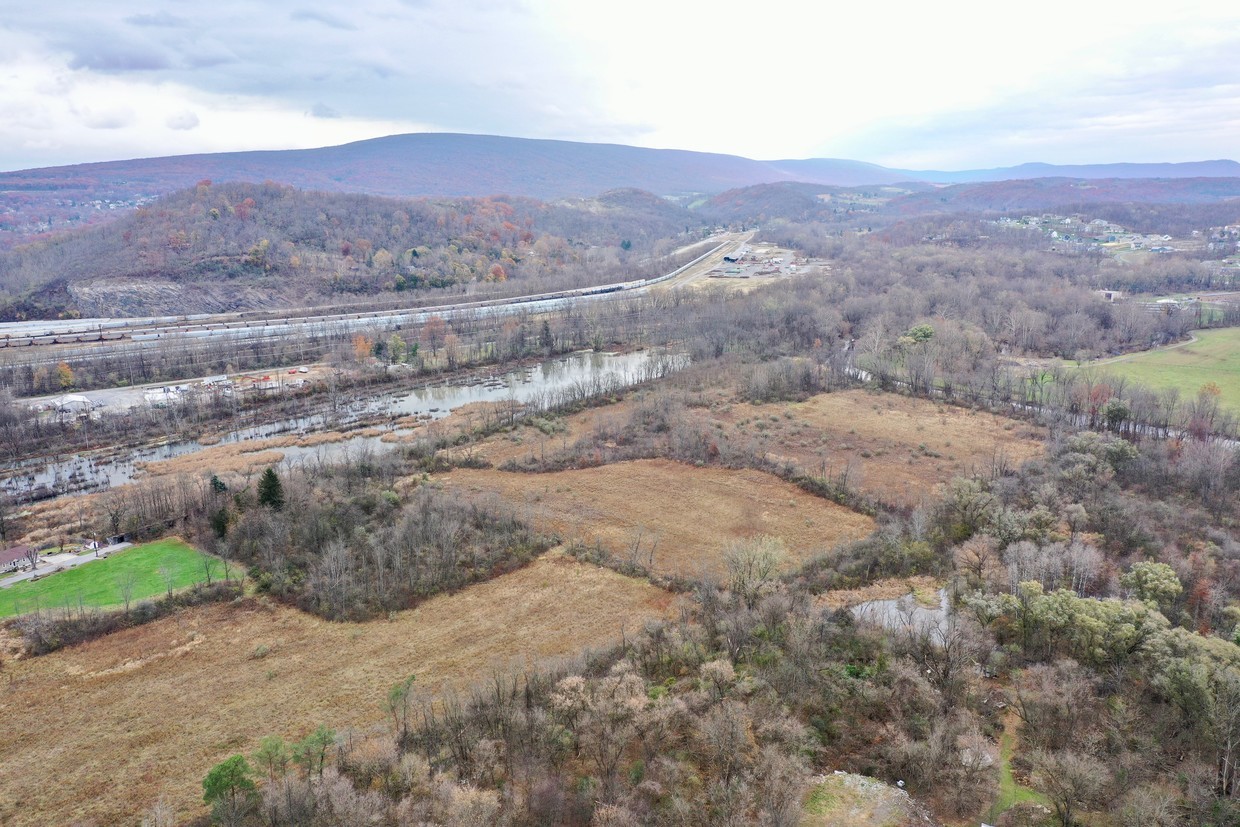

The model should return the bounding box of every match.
[56,361,73,390]
[351,333,372,362]
[421,315,448,356]
[0,181,699,319]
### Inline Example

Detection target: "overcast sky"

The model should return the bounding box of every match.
[2,0,1238,172]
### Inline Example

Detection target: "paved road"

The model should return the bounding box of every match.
[0,542,132,588]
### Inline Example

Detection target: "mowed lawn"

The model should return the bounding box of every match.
[0,538,217,617]
[1088,328,1240,414]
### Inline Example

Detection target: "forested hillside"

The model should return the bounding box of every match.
[697,182,929,226]
[697,179,1240,230]
[885,177,1240,214]
[0,182,698,318]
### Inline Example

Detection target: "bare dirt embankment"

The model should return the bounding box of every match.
[440,459,876,580]
[0,552,675,827]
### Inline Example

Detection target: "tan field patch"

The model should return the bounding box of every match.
[134,429,386,479]
[464,388,1043,509]
[440,459,876,580]
[135,428,381,478]
[816,576,944,611]
[712,390,1044,507]
[473,403,632,467]
[801,772,931,827]
[0,553,673,827]
[250,431,356,449]
[134,444,287,478]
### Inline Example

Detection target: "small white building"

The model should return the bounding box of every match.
[51,394,93,414]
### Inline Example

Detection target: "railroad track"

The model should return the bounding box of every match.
[0,237,739,350]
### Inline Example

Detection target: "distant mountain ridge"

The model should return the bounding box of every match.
[1,133,1237,249]
[0,134,804,203]
[910,159,1240,183]
[885,176,1240,214]
[3,133,1237,201]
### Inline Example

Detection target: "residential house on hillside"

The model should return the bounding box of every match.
[1,545,32,573]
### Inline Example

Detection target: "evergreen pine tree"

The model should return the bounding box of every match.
[257,467,285,511]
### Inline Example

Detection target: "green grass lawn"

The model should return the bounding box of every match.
[0,538,222,617]
[1080,327,1240,415]
[985,725,1049,822]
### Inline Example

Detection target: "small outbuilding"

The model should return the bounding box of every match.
[51,394,93,414]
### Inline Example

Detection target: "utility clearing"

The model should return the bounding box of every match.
[800,772,937,827]
[0,552,674,827]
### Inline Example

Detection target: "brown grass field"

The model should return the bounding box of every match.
[133,429,372,479]
[472,403,625,467]
[0,552,674,826]
[713,391,1044,507]
[136,445,288,479]
[0,381,1037,824]
[440,459,876,580]
[473,389,1043,509]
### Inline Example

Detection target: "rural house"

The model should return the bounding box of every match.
[0,545,32,573]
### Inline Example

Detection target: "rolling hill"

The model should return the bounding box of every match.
[884,176,1240,214]
[3,132,1238,248]
[0,181,698,318]
[692,176,1240,228]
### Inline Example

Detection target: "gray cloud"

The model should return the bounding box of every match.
[290,9,358,30]
[124,11,190,28]
[3,1,1237,171]
[65,39,171,72]
[182,48,239,70]
[836,33,1240,168]
[79,107,137,130]
[308,103,340,119]
[6,1,592,132]
[166,111,201,130]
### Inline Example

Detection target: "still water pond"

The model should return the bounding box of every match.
[851,589,951,636]
[5,349,683,503]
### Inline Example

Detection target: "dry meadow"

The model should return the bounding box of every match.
[441,458,876,580]
[0,552,674,826]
